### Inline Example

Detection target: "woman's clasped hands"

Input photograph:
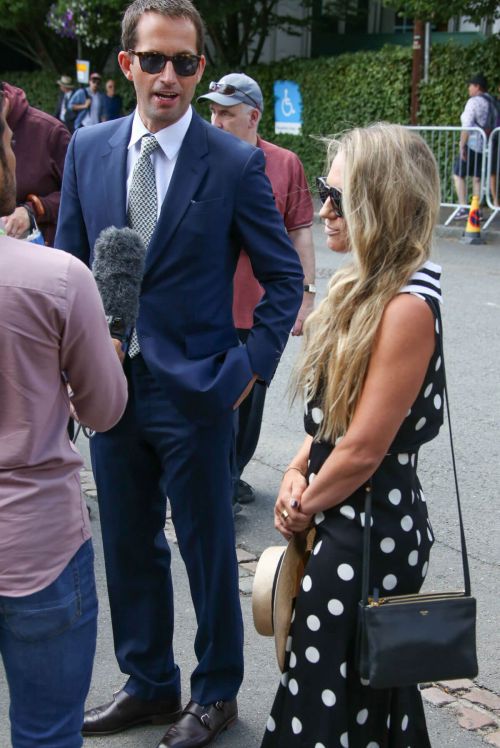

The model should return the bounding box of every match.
[274,467,313,540]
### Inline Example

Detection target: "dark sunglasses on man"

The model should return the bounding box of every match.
[316,176,343,218]
[208,81,261,110]
[128,50,201,77]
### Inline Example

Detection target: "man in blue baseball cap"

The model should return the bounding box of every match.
[199,73,316,513]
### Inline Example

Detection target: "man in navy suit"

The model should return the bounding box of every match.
[55,1,303,747]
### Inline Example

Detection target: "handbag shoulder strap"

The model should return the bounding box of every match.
[361,298,471,604]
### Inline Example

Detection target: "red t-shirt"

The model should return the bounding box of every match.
[233,137,313,329]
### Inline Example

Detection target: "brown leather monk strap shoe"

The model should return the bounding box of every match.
[82,689,182,736]
[157,699,237,747]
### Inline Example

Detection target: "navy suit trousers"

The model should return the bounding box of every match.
[90,354,243,704]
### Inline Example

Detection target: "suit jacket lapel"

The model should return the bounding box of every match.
[144,112,209,274]
[100,114,133,229]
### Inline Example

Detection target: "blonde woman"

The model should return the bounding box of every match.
[262,124,443,747]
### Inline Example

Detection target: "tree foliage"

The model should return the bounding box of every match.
[0,0,123,72]
[0,0,61,72]
[5,34,500,185]
[382,0,500,25]
[46,0,123,49]
[0,0,315,71]
[193,0,313,66]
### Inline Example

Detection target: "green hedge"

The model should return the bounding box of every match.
[3,35,500,183]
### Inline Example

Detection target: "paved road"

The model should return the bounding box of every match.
[1,226,499,747]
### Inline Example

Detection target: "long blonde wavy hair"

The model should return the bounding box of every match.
[295,123,440,442]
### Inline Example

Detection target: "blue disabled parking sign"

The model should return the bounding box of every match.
[274,80,302,135]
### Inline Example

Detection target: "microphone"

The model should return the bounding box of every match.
[92,226,147,352]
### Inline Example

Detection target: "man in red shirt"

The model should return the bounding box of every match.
[199,74,315,510]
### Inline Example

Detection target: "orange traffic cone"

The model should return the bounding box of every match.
[461,195,485,245]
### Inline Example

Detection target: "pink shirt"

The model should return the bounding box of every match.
[233,137,314,329]
[0,236,128,596]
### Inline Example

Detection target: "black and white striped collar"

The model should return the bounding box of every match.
[400,260,442,303]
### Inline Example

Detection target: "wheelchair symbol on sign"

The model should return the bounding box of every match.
[281,89,296,118]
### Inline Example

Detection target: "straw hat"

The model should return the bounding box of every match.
[252,530,315,672]
[56,75,74,88]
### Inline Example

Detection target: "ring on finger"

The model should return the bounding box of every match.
[281,509,289,521]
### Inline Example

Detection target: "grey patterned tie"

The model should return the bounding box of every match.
[127,134,160,357]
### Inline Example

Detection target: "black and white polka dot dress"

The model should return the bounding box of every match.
[261,261,444,748]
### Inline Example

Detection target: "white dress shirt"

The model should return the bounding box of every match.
[126,106,193,218]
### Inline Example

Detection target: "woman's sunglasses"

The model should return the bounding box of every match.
[316,176,343,218]
[128,50,201,77]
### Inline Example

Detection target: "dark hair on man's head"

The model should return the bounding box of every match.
[122,0,205,55]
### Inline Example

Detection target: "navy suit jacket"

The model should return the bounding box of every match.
[55,109,304,421]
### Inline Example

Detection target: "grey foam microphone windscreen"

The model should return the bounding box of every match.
[92,226,146,329]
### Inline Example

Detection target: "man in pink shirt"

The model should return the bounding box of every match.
[0,91,128,748]
[199,74,315,510]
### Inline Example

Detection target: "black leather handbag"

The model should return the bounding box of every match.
[356,307,478,690]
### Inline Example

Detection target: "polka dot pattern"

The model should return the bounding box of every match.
[289,678,298,695]
[401,515,413,532]
[408,550,418,566]
[328,599,344,616]
[311,407,324,424]
[415,417,426,431]
[307,615,321,631]
[305,646,320,663]
[382,574,397,590]
[339,505,355,520]
[263,282,442,748]
[357,708,369,725]
[380,537,395,553]
[388,488,402,505]
[266,716,276,732]
[321,689,336,707]
[337,564,354,581]
[313,540,323,556]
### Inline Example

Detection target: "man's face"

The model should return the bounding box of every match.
[468,83,480,97]
[0,113,16,216]
[89,76,101,92]
[118,12,205,133]
[209,102,257,143]
[106,80,116,96]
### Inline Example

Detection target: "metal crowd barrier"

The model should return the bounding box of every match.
[485,127,500,229]
[406,125,500,229]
